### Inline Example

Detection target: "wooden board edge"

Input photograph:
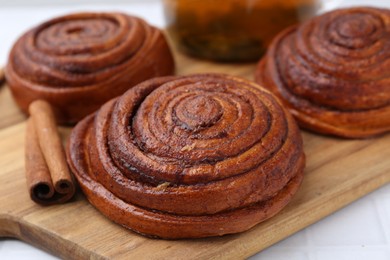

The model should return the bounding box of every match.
[0,213,105,260]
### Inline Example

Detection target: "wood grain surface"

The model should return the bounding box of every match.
[0,47,389,260]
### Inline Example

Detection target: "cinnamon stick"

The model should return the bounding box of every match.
[25,118,55,202]
[0,67,5,86]
[26,100,75,205]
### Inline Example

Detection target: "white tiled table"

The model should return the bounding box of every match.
[0,1,389,259]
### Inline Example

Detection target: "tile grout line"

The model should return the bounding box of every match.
[305,227,317,260]
[372,195,390,247]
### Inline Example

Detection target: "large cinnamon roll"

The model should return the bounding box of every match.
[6,12,174,124]
[67,74,305,239]
[255,7,390,138]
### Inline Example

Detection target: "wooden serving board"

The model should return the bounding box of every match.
[1,47,390,260]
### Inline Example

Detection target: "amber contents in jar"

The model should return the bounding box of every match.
[164,0,319,62]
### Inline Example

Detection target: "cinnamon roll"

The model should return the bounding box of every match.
[67,74,305,238]
[6,12,174,124]
[255,7,390,138]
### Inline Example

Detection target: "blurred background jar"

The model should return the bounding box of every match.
[163,0,320,62]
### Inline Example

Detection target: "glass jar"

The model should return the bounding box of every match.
[163,0,320,62]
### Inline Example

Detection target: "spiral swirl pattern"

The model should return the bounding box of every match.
[255,7,390,138]
[6,12,174,124]
[67,74,305,238]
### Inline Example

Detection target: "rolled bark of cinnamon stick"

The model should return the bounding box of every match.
[0,67,5,86]
[25,118,55,202]
[26,100,75,205]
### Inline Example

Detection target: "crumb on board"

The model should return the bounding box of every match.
[156,182,170,191]
[180,143,196,152]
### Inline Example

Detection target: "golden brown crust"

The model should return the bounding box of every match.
[6,12,174,124]
[67,74,305,239]
[255,7,390,138]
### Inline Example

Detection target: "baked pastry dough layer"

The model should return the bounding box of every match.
[67,74,305,238]
[6,12,174,124]
[256,7,390,138]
